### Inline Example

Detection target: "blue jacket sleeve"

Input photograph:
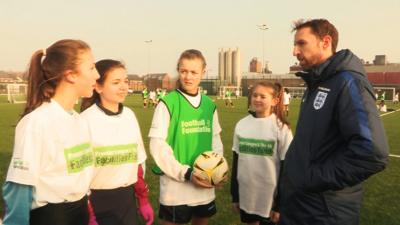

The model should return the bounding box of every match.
[309,73,389,191]
[2,182,33,225]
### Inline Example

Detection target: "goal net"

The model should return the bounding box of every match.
[7,83,28,103]
[218,86,242,99]
[373,87,396,101]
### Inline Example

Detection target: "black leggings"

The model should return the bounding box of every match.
[30,196,88,225]
[90,185,138,225]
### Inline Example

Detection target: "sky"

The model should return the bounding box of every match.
[1,0,399,77]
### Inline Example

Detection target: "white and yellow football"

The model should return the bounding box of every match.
[193,151,229,186]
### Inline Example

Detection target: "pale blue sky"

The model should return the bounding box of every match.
[1,0,399,77]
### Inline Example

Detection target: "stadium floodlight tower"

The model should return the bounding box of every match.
[257,24,269,75]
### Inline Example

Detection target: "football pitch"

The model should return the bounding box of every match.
[0,94,399,225]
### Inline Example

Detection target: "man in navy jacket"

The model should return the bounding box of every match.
[278,19,389,225]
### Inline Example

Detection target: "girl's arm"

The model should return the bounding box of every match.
[212,110,223,155]
[230,152,239,203]
[230,126,240,203]
[149,102,190,182]
[133,164,150,207]
[2,182,33,225]
[134,164,154,225]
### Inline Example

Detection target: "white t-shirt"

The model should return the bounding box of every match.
[232,114,293,218]
[81,104,147,190]
[283,92,291,105]
[379,104,387,112]
[149,89,223,206]
[149,91,156,100]
[6,99,93,209]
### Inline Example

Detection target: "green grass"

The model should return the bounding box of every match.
[0,94,399,224]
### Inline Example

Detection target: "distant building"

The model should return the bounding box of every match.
[143,73,174,91]
[240,72,303,96]
[127,74,144,92]
[249,58,262,73]
[0,71,25,83]
[218,48,241,86]
[363,55,400,88]
[263,62,272,74]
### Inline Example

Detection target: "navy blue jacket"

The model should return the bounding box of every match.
[279,49,389,225]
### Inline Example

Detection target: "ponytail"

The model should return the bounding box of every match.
[22,49,60,117]
[21,39,91,118]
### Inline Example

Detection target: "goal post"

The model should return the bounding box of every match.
[373,87,396,101]
[285,87,307,99]
[218,86,242,99]
[7,83,28,104]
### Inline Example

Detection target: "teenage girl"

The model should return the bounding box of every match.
[149,49,224,225]
[231,82,293,225]
[2,39,99,225]
[80,59,154,225]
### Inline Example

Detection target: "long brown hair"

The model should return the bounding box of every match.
[250,81,290,128]
[22,39,90,118]
[80,59,125,112]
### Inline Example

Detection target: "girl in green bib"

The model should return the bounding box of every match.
[149,49,224,225]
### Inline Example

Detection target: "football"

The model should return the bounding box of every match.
[193,151,229,186]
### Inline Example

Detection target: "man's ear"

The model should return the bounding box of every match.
[322,35,332,50]
[64,70,77,84]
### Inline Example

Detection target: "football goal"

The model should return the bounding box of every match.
[373,87,396,101]
[218,86,242,99]
[7,83,28,103]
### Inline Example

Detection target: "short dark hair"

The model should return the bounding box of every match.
[292,19,339,53]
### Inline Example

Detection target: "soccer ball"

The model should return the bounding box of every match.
[193,151,229,186]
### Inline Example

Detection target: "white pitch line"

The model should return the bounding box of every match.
[380,109,400,117]
[381,110,400,158]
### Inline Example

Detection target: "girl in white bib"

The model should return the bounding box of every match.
[3,39,100,225]
[80,59,154,225]
[231,82,293,225]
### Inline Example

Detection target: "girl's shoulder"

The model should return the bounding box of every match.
[80,104,98,117]
[122,106,137,119]
[17,102,58,132]
[236,114,255,127]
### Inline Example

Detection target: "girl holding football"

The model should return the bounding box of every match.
[149,49,224,225]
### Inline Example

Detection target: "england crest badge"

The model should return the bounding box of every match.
[313,91,328,110]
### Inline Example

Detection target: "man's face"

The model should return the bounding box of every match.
[293,27,326,70]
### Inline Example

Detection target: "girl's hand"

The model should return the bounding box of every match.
[138,203,154,225]
[214,175,228,189]
[232,202,240,213]
[270,210,280,223]
[191,172,213,188]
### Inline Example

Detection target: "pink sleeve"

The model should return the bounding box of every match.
[133,164,149,206]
